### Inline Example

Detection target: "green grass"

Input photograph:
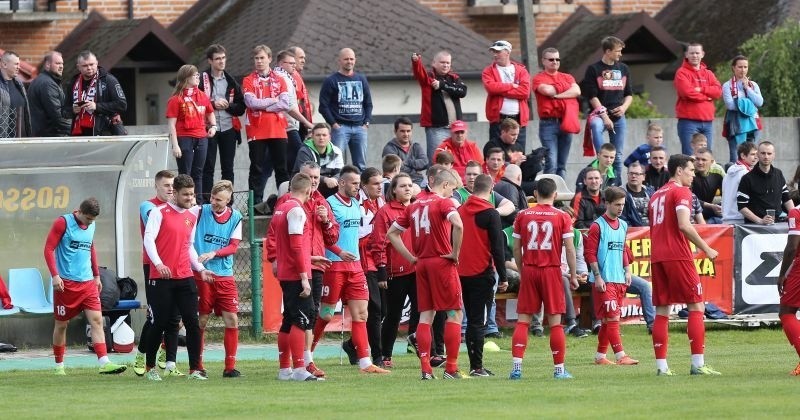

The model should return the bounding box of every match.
[2,325,799,419]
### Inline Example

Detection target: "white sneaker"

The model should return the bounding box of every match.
[278,369,292,381]
[291,369,318,381]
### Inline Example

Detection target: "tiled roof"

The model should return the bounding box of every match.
[539,5,681,82]
[170,0,495,80]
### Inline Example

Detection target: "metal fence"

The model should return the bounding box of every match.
[0,106,24,138]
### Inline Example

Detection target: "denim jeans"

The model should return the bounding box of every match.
[726,134,758,163]
[490,122,527,152]
[677,119,713,155]
[332,124,368,171]
[538,119,572,178]
[425,127,451,165]
[589,115,626,178]
[626,275,654,328]
[176,136,208,204]
[202,128,238,202]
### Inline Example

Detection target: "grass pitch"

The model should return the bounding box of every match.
[2,324,798,419]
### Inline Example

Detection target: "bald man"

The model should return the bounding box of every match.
[318,48,373,171]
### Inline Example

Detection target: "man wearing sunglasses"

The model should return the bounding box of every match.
[532,48,581,179]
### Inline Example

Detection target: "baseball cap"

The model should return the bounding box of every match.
[489,40,512,52]
[450,120,468,133]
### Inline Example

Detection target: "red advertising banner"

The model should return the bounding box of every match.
[625,225,734,315]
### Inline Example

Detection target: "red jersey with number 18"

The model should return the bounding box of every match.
[393,194,458,259]
[648,181,694,263]
[512,204,573,267]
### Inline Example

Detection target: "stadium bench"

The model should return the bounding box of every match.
[8,268,53,315]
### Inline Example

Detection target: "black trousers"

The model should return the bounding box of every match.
[309,270,324,329]
[461,270,495,370]
[279,280,315,332]
[137,264,180,358]
[145,278,201,370]
[248,139,288,204]
[432,311,446,356]
[365,271,386,360]
[381,272,417,358]
[202,128,238,202]
[285,129,304,177]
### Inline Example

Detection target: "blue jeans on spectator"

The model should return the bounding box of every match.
[425,126,451,166]
[490,122,527,152]
[726,133,758,163]
[539,118,572,179]
[176,136,208,204]
[332,123,367,171]
[626,275,654,328]
[677,119,713,155]
[589,115,626,179]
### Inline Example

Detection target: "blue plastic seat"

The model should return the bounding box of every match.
[112,300,141,311]
[8,268,53,314]
[0,306,20,316]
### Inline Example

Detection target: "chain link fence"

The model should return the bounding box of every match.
[0,106,24,138]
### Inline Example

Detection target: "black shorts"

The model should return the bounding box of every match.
[280,280,315,331]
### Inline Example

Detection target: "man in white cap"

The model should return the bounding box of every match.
[481,40,531,152]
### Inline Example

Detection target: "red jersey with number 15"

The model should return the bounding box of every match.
[648,181,693,263]
[513,204,573,267]
[393,194,458,259]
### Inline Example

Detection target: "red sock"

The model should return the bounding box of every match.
[511,322,529,359]
[781,314,800,357]
[687,310,705,355]
[416,322,433,373]
[161,340,166,349]
[596,323,609,354]
[277,332,291,369]
[652,314,669,359]
[53,344,66,364]
[224,327,238,371]
[351,321,369,359]
[93,343,107,359]
[444,321,461,373]
[198,328,205,370]
[607,321,624,355]
[311,318,329,352]
[549,325,566,365]
[289,326,306,369]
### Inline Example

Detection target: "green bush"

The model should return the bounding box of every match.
[625,91,666,119]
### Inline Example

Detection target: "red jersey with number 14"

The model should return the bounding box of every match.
[648,181,693,263]
[393,194,457,259]
[513,204,573,267]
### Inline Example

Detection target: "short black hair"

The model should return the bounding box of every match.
[667,154,695,177]
[394,117,413,131]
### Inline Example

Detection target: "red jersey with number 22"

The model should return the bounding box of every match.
[648,181,693,263]
[513,204,573,267]
[394,194,457,259]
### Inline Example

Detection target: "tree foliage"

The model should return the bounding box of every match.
[625,91,665,119]
[715,22,800,117]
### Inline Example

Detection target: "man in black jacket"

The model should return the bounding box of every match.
[29,51,71,137]
[381,117,428,186]
[0,51,31,138]
[199,44,246,202]
[571,168,606,229]
[493,164,527,228]
[64,50,127,136]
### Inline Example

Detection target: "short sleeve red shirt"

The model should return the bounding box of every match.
[394,194,457,259]
[513,204,573,267]
[166,89,212,138]
[649,181,694,262]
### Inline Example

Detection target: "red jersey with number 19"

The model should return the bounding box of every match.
[393,194,457,259]
[512,204,573,267]
[648,181,693,263]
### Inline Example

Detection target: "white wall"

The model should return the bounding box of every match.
[134,72,175,126]
[629,63,677,117]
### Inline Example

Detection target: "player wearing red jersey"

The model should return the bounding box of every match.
[509,178,577,380]
[267,173,320,381]
[388,169,464,380]
[45,197,126,376]
[777,206,800,375]
[585,186,638,366]
[648,154,719,376]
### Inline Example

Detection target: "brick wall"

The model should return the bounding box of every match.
[419,0,672,52]
[0,0,198,64]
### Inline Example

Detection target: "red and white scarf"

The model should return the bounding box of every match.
[71,75,98,135]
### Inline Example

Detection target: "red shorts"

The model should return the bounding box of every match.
[194,273,239,316]
[592,282,627,319]
[651,260,702,306]
[781,270,800,307]
[416,257,461,312]
[518,266,564,315]
[321,270,368,304]
[53,279,101,321]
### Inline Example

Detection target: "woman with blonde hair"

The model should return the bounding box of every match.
[166,64,217,203]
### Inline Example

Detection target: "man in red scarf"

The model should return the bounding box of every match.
[66,51,127,136]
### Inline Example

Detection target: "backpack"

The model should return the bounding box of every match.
[117,277,138,300]
[98,267,120,310]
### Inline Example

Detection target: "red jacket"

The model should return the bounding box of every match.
[268,190,339,271]
[457,195,495,277]
[674,59,722,121]
[369,201,416,276]
[433,137,483,181]
[481,61,531,125]
[412,58,466,127]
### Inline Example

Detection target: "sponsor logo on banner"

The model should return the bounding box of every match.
[740,233,785,305]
